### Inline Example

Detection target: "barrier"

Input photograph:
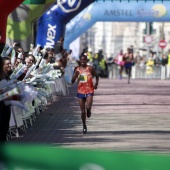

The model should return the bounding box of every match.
[107,64,168,79]
[7,75,69,139]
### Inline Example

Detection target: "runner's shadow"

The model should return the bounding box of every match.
[87,130,170,135]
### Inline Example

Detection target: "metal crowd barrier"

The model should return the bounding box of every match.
[107,64,170,80]
[66,62,170,80]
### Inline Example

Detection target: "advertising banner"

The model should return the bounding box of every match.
[36,0,95,48]
[93,1,170,22]
[64,1,170,48]
[64,4,95,50]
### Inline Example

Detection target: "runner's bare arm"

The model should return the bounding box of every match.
[91,66,99,89]
[71,67,79,84]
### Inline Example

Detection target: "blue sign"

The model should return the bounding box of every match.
[93,1,170,22]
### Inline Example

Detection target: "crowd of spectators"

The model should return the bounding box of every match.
[0,38,73,143]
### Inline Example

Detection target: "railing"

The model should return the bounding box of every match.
[107,64,170,79]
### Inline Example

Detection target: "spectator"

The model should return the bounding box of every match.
[17,57,32,81]
[54,37,64,61]
[67,49,74,63]
[13,51,22,68]
[138,57,146,78]
[0,56,20,143]
[3,57,12,78]
[135,52,141,65]
[162,54,168,66]
[154,56,161,66]
[167,50,170,78]
[106,56,114,79]
[161,54,168,80]
[28,54,36,65]
[44,48,54,64]
[0,56,11,143]
[146,57,154,77]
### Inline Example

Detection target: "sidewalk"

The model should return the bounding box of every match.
[9,78,170,152]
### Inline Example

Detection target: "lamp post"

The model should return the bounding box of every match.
[160,22,165,55]
[146,22,151,60]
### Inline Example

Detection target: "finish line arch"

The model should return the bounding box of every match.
[36,0,94,49]
[36,0,170,50]
[64,1,170,50]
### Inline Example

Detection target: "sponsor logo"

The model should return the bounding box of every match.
[46,24,56,48]
[104,10,133,16]
[152,4,167,17]
[57,0,82,13]
[82,13,92,20]
[137,4,167,18]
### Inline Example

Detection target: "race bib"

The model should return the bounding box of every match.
[118,56,123,61]
[79,74,87,83]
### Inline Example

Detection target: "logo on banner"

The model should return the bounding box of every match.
[152,4,167,18]
[137,4,167,18]
[83,13,92,20]
[46,24,57,48]
[57,0,82,13]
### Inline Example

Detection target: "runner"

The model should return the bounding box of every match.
[116,50,124,79]
[123,48,134,84]
[71,54,99,134]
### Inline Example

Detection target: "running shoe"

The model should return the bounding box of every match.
[83,125,87,134]
[87,109,91,118]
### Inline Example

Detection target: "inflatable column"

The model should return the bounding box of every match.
[0,0,24,43]
[6,0,55,52]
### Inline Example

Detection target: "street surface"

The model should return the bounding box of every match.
[10,78,170,153]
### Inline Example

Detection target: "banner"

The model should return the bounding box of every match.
[64,1,170,48]
[1,144,170,170]
[64,4,95,50]
[36,0,95,48]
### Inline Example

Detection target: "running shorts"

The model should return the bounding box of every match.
[77,93,94,99]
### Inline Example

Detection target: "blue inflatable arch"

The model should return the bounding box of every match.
[36,0,95,48]
[36,0,170,49]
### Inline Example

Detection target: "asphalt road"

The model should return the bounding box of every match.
[9,78,170,153]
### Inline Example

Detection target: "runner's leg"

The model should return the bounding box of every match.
[119,66,123,79]
[86,95,93,118]
[128,67,132,84]
[78,98,87,133]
